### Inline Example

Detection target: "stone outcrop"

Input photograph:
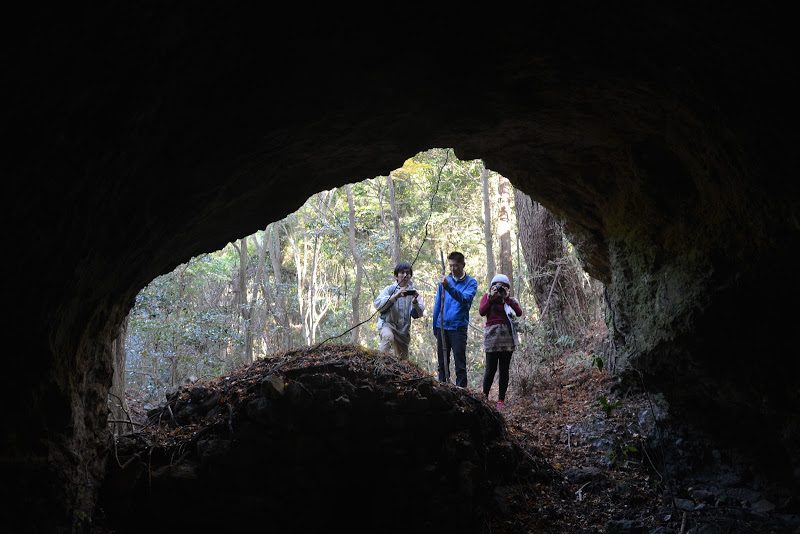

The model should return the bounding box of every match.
[4,6,798,531]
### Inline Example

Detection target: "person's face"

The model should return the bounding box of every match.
[395,269,412,286]
[448,259,465,278]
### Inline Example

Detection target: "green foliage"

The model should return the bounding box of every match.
[596,395,622,417]
[607,443,640,468]
[126,250,245,403]
[125,147,600,399]
[555,334,575,348]
[590,353,605,371]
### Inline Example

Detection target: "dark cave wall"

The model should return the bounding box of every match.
[4,5,798,530]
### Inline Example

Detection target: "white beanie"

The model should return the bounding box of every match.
[491,274,510,286]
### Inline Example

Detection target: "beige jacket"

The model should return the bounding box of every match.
[374,283,425,342]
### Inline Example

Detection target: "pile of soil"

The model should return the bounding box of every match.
[99,345,545,532]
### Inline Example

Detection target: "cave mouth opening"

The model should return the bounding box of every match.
[114,147,607,427]
[97,149,605,534]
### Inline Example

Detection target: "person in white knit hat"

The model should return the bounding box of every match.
[478,273,523,410]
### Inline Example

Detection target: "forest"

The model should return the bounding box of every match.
[112,148,605,413]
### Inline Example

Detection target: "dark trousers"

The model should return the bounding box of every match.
[435,327,468,387]
[483,351,512,401]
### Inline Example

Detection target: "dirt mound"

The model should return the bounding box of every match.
[99,345,547,532]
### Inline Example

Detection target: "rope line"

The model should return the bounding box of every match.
[311,149,450,350]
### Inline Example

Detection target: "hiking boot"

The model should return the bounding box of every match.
[496,400,506,411]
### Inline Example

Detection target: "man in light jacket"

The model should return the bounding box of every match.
[374,261,425,359]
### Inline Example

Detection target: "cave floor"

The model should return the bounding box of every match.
[488,343,799,533]
[489,351,664,533]
[108,339,798,534]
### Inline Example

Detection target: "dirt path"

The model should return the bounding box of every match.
[486,350,662,533]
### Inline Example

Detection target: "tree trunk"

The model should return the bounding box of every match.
[236,237,254,363]
[513,189,569,336]
[387,173,401,265]
[481,162,496,286]
[109,315,132,435]
[287,222,309,345]
[306,235,317,344]
[497,175,514,290]
[346,184,365,344]
[516,228,524,301]
[254,230,270,357]
[304,233,330,344]
[268,222,291,350]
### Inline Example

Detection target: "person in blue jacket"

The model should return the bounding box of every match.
[432,251,478,387]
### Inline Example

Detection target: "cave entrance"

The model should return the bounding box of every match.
[111,147,607,431]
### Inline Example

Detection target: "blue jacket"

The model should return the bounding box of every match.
[432,273,478,331]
